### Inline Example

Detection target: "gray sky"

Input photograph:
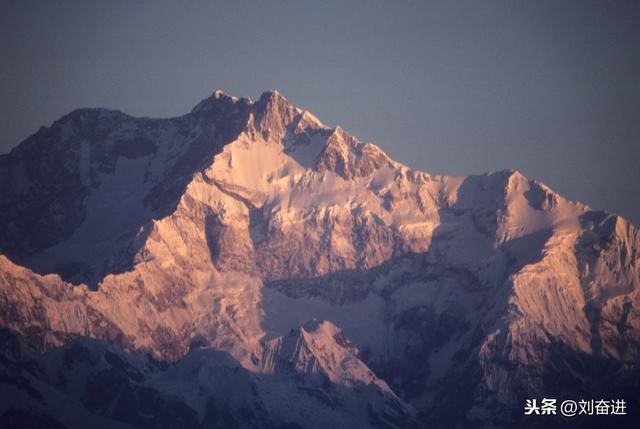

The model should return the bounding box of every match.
[1,0,639,224]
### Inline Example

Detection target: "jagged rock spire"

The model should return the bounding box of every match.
[251,90,298,141]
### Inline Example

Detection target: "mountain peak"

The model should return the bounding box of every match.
[251,90,299,141]
[259,89,284,102]
[212,89,230,99]
[190,89,242,114]
[192,90,328,139]
[256,89,291,113]
[205,88,240,103]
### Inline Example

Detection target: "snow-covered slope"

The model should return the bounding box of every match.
[0,329,412,429]
[1,90,639,428]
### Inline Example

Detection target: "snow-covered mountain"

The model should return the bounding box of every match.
[1,90,638,428]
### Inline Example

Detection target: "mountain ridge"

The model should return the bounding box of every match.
[1,90,639,428]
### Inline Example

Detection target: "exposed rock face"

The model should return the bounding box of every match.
[1,90,639,428]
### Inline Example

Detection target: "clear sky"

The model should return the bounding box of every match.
[1,0,639,224]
